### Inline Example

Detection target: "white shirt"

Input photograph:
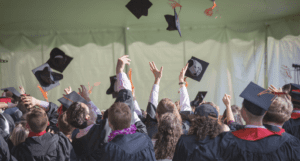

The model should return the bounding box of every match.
[179,86,192,111]
[116,72,132,92]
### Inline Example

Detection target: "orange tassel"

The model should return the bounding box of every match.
[169,0,182,9]
[37,85,48,102]
[128,68,135,93]
[204,1,217,16]
[88,82,101,94]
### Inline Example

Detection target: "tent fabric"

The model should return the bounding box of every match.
[0,18,300,113]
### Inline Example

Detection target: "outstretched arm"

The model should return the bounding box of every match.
[179,63,192,112]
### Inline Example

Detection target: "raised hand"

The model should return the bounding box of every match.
[116,55,131,74]
[21,95,40,109]
[78,85,91,102]
[149,61,163,84]
[64,86,72,95]
[19,86,25,95]
[222,94,231,107]
[268,85,282,93]
[179,63,189,83]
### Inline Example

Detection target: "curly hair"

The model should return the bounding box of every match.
[153,113,182,160]
[263,96,293,124]
[188,115,223,141]
[66,102,88,129]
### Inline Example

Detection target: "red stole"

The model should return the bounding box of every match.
[232,128,285,141]
[291,108,300,120]
[28,130,47,137]
[0,98,11,103]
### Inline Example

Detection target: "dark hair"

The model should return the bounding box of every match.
[188,115,223,141]
[10,124,28,146]
[66,102,88,129]
[58,112,75,135]
[263,96,293,124]
[26,108,48,133]
[154,113,182,160]
[157,98,176,117]
[282,84,292,94]
[222,105,243,125]
[108,102,131,130]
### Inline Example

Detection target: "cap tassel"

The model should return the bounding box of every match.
[37,85,48,102]
[168,0,182,10]
[258,89,288,101]
[204,0,217,17]
[128,68,135,93]
[88,82,101,94]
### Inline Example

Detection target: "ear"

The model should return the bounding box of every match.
[85,114,90,121]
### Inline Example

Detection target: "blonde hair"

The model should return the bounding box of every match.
[10,124,28,146]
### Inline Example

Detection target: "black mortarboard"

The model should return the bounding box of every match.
[165,9,182,37]
[1,87,21,97]
[106,76,118,98]
[46,48,73,73]
[126,0,152,19]
[185,56,209,82]
[240,82,274,116]
[32,63,63,91]
[290,83,300,105]
[194,104,218,118]
[190,91,207,107]
[58,91,89,109]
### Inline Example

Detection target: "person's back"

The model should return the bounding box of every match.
[11,107,75,161]
[100,102,156,161]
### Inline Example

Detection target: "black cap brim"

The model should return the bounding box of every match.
[1,87,21,97]
[46,48,73,73]
[32,63,60,91]
[58,91,89,109]
[185,56,209,82]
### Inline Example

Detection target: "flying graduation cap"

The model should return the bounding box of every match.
[106,76,118,98]
[126,0,153,19]
[58,91,89,109]
[32,63,63,91]
[46,48,73,73]
[185,56,209,82]
[165,9,182,37]
[190,91,207,107]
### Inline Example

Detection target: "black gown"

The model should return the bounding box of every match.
[46,102,60,133]
[72,89,137,160]
[283,118,300,139]
[99,132,156,161]
[11,132,76,161]
[0,133,16,161]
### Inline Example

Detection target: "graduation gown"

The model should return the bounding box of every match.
[46,102,60,133]
[99,132,156,161]
[0,133,16,161]
[218,129,300,161]
[11,132,76,161]
[173,135,223,161]
[283,118,300,139]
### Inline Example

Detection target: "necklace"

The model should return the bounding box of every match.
[108,124,137,142]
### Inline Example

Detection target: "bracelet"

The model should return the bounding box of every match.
[179,82,185,85]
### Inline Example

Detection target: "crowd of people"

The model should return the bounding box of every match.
[0,55,300,161]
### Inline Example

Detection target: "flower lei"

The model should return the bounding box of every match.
[108,124,137,142]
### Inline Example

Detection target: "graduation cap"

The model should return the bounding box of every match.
[1,87,21,97]
[290,83,300,105]
[126,0,152,19]
[46,48,73,73]
[106,76,118,98]
[32,63,63,91]
[190,91,207,107]
[240,82,274,116]
[165,9,182,37]
[194,103,218,118]
[58,91,89,109]
[185,57,209,82]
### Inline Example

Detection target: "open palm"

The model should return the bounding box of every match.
[149,61,163,79]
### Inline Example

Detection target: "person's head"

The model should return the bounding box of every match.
[58,112,75,136]
[5,91,20,104]
[66,102,92,129]
[154,113,182,160]
[282,84,292,94]
[188,102,223,141]
[240,101,266,124]
[108,102,131,131]
[10,124,28,146]
[156,98,181,123]
[222,105,244,125]
[263,96,293,125]
[26,108,48,133]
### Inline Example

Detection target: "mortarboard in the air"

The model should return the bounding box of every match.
[194,103,218,118]
[126,0,152,19]
[290,83,300,105]
[1,87,21,97]
[165,9,182,37]
[46,48,73,73]
[185,56,209,82]
[106,76,118,98]
[58,91,89,109]
[191,91,207,107]
[32,63,63,91]
[240,82,274,116]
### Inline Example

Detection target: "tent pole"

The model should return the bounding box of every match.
[264,24,269,88]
